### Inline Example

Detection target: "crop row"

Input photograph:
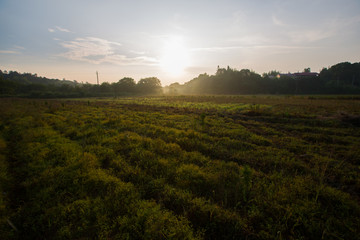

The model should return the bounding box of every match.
[0,97,359,239]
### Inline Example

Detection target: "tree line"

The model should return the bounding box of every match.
[168,62,360,95]
[0,71,162,98]
[1,61,360,98]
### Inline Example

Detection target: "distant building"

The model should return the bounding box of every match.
[277,73,294,78]
[293,72,319,77]
[277,72,319,79]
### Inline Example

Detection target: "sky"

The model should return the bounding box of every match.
[0,0,360,86]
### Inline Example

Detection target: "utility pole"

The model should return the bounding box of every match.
[96,71,99,85]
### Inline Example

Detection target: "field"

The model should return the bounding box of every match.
[1,95,360,239]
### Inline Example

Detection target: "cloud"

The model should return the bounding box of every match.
[288,29,334,43]
[191,44,313,53]
[286,15,360,43]
[227,35,270,46]
[0,45,25,55]
[191,46,245,52]
[272,15,286,26]
[280,15,360,44]
[48,26,72,33]
[0,50,20,54]
[56,26,71,32]
[130,50,146,55]
[13,45,25,50]
[59,37,158,66]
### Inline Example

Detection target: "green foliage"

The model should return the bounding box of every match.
[0,96,359,239]
[241,165,252,202]
[0,71,163,97]
[0,135,16,239]
[137,77,162,95]
[2,61,360,98]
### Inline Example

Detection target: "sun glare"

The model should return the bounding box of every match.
[160,36,190,76]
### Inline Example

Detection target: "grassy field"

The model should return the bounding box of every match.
[1,95,359,239]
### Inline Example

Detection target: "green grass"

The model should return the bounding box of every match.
[0,95,359,239]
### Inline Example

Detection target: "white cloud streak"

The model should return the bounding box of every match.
[191,45,314,52]
[191,46,245,52]
[48,26,72,33]
[59,37,158,66]
[13,45,25,50]
[0,50,20,54]
[56,26,71,32]
[288,29,334,43]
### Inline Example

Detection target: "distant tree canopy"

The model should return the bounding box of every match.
[320,62,360,87]
[0,72,163,98]
[116,77,136,93]
[170,62,360,95]
[1,61,360,98]
[137,77,162,94]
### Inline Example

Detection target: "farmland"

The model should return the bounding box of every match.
[1,95,360,239]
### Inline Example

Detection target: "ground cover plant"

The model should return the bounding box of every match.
[0,95,359,239]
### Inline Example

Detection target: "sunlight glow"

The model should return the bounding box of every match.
[160,36,190,76]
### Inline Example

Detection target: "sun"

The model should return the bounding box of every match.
[160,36,190,76]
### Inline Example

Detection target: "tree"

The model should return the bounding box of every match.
[262,70,280,78]
[319,62,360,88]
[99,82,111,93]
[168,82,181,95]
[216,66,226,75]
[137,77,162,95]
[113,77,136,95]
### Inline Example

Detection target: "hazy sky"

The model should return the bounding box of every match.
[1,0,359,85]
